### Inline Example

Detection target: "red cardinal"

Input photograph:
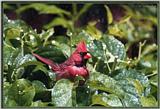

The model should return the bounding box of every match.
[32,41,92,80]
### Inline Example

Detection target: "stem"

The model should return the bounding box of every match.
[104,50,111,73]
[93,59,100,72]
[69,37,74,55]
[138,42,142,60]
[106,60,111,73]
[73,4,77,17]
[147,71,157,77]
[111,56,118,71]
[138,40,146,61]
[72,82,78,107]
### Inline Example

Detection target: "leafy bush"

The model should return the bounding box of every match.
[2,3,158,107]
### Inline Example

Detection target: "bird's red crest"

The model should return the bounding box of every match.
[76,41,87,52]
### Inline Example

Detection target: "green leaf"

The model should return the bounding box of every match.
[3,14,29,35]
[108,24,125,37]
[86,22,102,40]
[31,101,48,107]
[113,69,150,96]
[72,30,93,46]
[3,82,15,107]
[3,42,16,65]
[51,79,74,107]
[35,45,66,63]
[131,79,144,96]
[75,4,93,20]
[112,69,151,107]
[44,17,72,29]
[58,43,71,57]
[40,28,54,46]
[149,75,158,87]
[32,80,47,94]
[5,28,21,39]
[7,79,35,106]
[3,3,14,10]
[92,93,122,107]
[88,40,104,59]
[54,35,69,44]
[7,53,37,79]
[103,35,126,60]
[122,93,141,107]
[14,54,37,68]
[140,96,158,107]
[119,15,131,24]
[16,3,71,16]
[76,85,91,106]
[32,80,51,102]
[87,72,124,98]
[17,61,45,69]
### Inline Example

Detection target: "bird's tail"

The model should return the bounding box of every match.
[32,53,60,70]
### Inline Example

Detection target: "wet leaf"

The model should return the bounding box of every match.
[140,96,157,107]
[51,79,74,107]
[3,42,17,65]
[5,28,21,39]
[35,45,66,63]
[112,69,151,106]
[7,79,35,106]
[76,85,91,106]
[32,80,47,94]
[40,28,54,46]
[122,93,141,107]
[87,71,124,98]
[31,101,48,107]
[88,40,104,58]
[103,35,126,60]
[3,15,29,35]
[92,93,122,107]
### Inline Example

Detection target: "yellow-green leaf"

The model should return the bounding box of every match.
[105,5,113,24]
[140,96,158,107]
[86,22,102,40]
[132,79,144,96]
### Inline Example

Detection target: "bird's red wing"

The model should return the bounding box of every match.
[32,53,60,70]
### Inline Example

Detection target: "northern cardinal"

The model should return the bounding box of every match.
[32,41,92,80]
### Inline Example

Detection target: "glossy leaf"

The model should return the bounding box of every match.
[44,17,72,29]
[105,5,113,24]
[103,35,126,60]
[32,80,47,94]
[31,101,48,107]
[7,79,35,106]
[92,93,122,107]
[16,3,71,16]
[51,79,74,107]
[35,45,67,63]
[140,96,158,107]
[87,71,124,98]
[76,85,91,106]
[112,69,151,107]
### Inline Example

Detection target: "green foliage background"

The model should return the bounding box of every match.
[2,3,158,107]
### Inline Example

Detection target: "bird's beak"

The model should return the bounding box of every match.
[84,53,92,59]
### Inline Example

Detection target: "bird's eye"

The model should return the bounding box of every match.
[79,52,87,56]
[79,52,83,56]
